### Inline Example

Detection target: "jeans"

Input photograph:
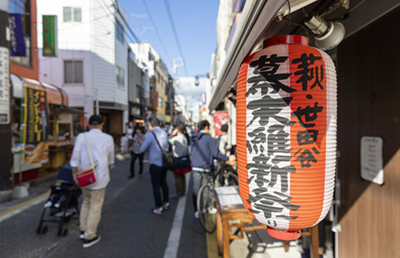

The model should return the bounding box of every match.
[149,164,169,208]
[130,152,144,177]
[192,171,210,212]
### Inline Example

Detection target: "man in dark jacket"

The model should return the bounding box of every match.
[190,120,228,218]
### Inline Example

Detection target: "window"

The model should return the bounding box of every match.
[116,66,125,88]
[115,20,125,44]
[64,60,83,84]
[136,85,143,104]
[158,97,163,108]
[63,7,82,22]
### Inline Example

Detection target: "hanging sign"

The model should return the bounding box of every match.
[9,14,26,57]
[237,35,337,240]
[23,86,49,164]
[201,92,206,105]
[361,136,383,185]
[0,47,10,124]
[213,111,228,137]
[42,15,58,56]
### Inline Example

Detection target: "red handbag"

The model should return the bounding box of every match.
[74,133,98,189]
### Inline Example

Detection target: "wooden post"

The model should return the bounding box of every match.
[310,225,319,258]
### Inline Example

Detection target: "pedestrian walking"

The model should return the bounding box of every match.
[129,126,145,179]
[139,117,170,215]
[217,124,230,155]
[190,120,228,218]
[70,115,114,248]
[169,123,190,198]
[127,123,134,148]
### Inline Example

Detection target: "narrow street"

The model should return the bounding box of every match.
[0,156,207,258]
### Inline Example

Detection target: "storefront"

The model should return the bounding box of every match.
[11,74,84,183]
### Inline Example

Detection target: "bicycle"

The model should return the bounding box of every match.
[196,163,239,233]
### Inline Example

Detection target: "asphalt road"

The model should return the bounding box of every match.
[0,155,207,258]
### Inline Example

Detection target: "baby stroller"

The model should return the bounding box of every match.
[36,164,81,236]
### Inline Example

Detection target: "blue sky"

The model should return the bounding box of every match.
[119,0,220,78]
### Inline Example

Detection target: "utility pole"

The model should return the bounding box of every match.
[95,89,99,115]
[0,2,14,194]
[172,57,184,90]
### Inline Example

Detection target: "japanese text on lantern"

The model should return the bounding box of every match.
[244,51,325,227]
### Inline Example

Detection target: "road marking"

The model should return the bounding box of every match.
[0,190,50,223]
[163,173,190,258]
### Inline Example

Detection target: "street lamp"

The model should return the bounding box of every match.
[194,74,208,87]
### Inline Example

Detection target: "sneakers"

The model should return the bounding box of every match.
[170,193,184,199]
[83,235,101,248]
[162,202,170,211]
[170,193,180,199]
[194,211,199,219]
[152,207,163,215]
[79,231,84,239]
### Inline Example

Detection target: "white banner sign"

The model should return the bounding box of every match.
[0,47,10,124]
[361,136,383,185]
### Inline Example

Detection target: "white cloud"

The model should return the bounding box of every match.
[175,77,206,102]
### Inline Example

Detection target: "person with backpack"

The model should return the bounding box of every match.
[169,123,190,198]
[190,120,228,218]
[139,117,170,215]
[217,124,230,155]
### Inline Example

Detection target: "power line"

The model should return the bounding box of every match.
[163,0,188,77]
[141,0,172,69]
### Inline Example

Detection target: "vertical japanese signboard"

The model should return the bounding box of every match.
[201,92,206,105]
[23,86,49,164]
[0,47,10,124]
[361,136,384,185]
[237,35,337,238]
[9,13,26,57]
[42,15,57,56]
[213,111,228,137]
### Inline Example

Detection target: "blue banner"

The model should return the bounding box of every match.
[9,14,26,57]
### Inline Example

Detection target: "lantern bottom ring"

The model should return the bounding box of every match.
[267,228,301,241]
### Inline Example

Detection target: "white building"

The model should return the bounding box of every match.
[37,0,129,136]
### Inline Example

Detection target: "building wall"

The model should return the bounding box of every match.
[38,0,128,125]
[155,62,167,116]
[39,49,93,110]
[215,0,232,78]
[337,6,400,257]
[37,0,92,51]
[10,0,38,80]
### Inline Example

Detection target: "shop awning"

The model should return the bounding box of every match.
[131,114,145,120]
[11,74,69,106]
[208,0,286,111]
[60,107,85,114]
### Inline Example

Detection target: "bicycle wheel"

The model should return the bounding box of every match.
[224,172,238,186]
[197,184,217,233]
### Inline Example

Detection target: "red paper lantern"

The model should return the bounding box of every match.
[237,35,337,240]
